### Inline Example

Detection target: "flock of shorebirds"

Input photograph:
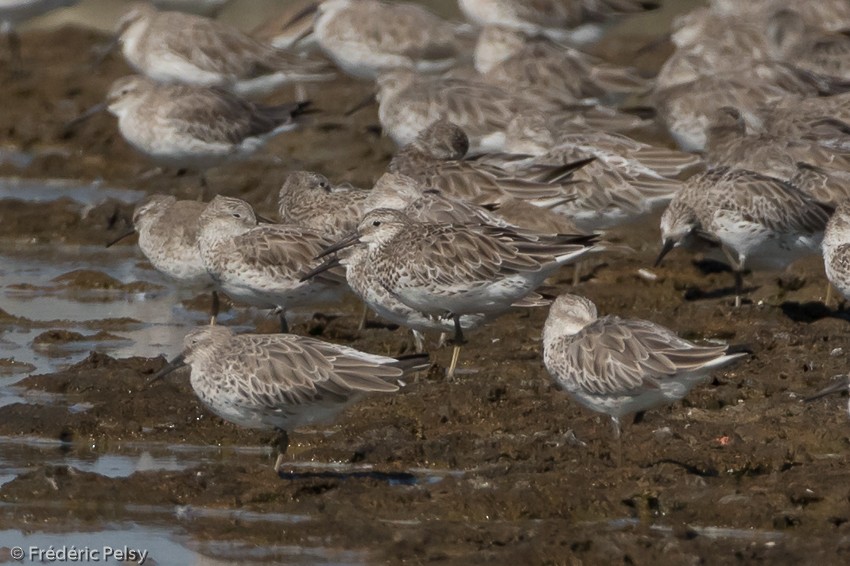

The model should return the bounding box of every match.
[7,0,850,471]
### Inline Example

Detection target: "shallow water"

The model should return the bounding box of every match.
[0,241,197,377]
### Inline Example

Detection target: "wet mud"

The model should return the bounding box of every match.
[1,26,850,565]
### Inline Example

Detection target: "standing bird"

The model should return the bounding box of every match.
[656,167,831,307]
[542,293,746,465]
[109,195,209,288]
[307,243,492,355]
[197,195,346,332]
[277,171,371,240]
[100,75,310,191]
[114,2,333,96]
[295,172,578,350]
[151,325,426,472]
[106,194,220,323]
[312,0,461,79]
[311,209,598,377]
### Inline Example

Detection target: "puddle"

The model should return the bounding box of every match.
[0,242,203,379]
[0,241,345,381]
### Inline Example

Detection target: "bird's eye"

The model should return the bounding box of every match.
[372,220,381,227]
[233,213,241,218]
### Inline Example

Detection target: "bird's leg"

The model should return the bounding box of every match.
[209,290,220,326]
[451,314,465,344]
[722,248,745,307]
[411,329,426,354]
[733,271,744,308]
[611,416,622,468]
[273,429,290,474]
[448,346,461,380]
[572,260,584,286]
[278,309,289,333]
[357,303,369,333]
[447,315,466,380]
[825,283,834,308]
[199,174,210,202]
[436,332,448,348]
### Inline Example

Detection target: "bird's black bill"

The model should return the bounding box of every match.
[300,256,341,282]
[256,213,276,224]
[653,239,675,267]
[315,231,360,259]
[147,353,186,386]
[392,352,431,374]
[344,92,376,117]
[105,227,136,248]
[538,156,596,184]
[63,102,107,134]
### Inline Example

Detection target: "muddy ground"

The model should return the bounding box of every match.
[1,25,850,565]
